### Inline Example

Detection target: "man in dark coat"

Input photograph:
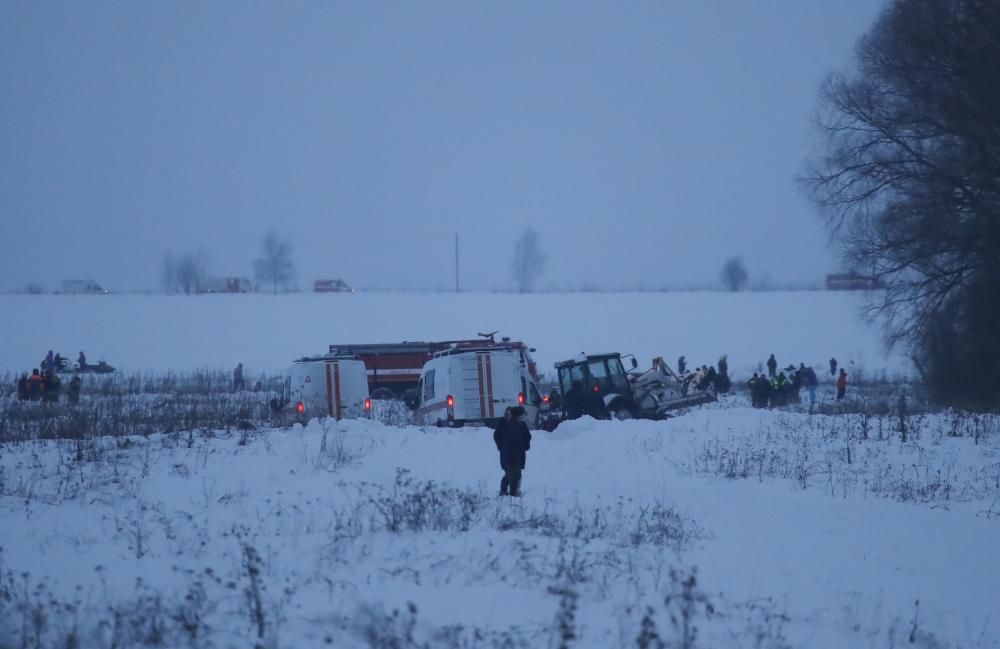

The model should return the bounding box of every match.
[748,372,760,407]
[829,358,838,376]
[16,373,28,401]
[42,371,61,403]
[677,355,687,374]
[563,380,587,420]
[68,375,82,405]
[494,406,532,497]
[766,354,777,378]
[27,369,43,401]
[233,362,245,391]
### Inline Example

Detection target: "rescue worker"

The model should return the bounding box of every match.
[27,369,43,401]
[563,380,587,420]
[804,365,818,413]
[53,353,66,371]
[233,362,246,391]
[494,406,531,497]
[16,373,29,401]
[717,355,731,393]
[42,371,61,403]
[677,355,687,375]
[836,368,848,400]
[78,351,87,371]
[759,375,773,408]
[766,354,778,379]
[829,357,838,376]
[42,350,54,372]
[748,372,760,407]
[772,372,790,406]
[68,374,82,405]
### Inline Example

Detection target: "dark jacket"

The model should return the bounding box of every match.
[564,384,587,420]
[494,418,531,469]
[27,373,43,400]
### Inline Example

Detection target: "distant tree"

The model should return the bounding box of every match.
[720,257,749,292]
[511,228,546,293]
[801,0,1000,408]
[175,250,208,295]
[254,229,295,294]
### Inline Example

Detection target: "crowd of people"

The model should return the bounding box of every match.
[14,349,87,404]
[748,354,848,412]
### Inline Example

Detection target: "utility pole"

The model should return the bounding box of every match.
[454,232,460,292]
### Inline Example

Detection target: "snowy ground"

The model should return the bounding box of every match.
[0,291,906,379]
[3,392,998,648]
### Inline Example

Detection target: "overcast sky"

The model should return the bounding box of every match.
[0,1,882,293]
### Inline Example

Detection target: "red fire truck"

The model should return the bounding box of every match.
[328,335,538,404]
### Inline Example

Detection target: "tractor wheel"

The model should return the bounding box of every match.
[609,401,635,420]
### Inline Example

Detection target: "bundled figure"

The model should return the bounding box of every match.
[748,372,762,407]
[836,369,848,400]
[68,375,82,405]
[803,365,818,412]
[677,355,687,375]
[829,357,838,376]
[42,371,61,403]
[493,406,532,497]
[27,369,43,401]
[16,373,29,401]
[767,354,778,378]
[233,362,246,391]
[716,355,731,393]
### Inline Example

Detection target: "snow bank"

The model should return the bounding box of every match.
[2,404,997,647]
[0,290,905,377]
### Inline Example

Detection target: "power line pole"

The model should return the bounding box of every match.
[454,232,460,292]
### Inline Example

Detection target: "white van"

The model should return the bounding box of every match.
[414,349,542,428]
[278,356,371,421]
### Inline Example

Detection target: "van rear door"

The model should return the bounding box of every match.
[487,352,521,414]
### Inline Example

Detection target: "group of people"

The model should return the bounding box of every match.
[677,355,732,394]
[748,354,848,412]
[40,349,88,373]
[15,349,87,404]
[16,368,81,404]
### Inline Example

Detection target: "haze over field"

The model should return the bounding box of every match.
[0,1,882,293]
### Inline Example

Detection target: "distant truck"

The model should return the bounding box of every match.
[414,348,542,428]
[314,279,353,293]
[274,355,371,422]
[61,280,108,294]
[328,335,538,403]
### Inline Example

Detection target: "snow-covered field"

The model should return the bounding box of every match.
[0,291,906,379]
[3,400,999,648]
[7,291,996,648]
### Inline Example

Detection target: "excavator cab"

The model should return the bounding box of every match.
[555,354,637,412]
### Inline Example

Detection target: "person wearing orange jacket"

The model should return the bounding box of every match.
[836,368,848,400]
[26,369,44,401]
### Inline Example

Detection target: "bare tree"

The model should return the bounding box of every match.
[511,228,546,293]
[174,250,208,295]
[254,229,295,294]
[720,257,749,292]
[801,0,1000,407]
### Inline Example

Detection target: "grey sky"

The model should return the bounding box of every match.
[0,1,881,292]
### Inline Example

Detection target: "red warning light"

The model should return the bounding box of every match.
[295,401,304,414]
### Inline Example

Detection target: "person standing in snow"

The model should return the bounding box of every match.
[78,351,87,371]
[27,369,43,401]
[42,350,54,372]
[677,355,687,375]
[494,406,531,497]
[42,371,61,403]
[829,357,838,376]
[836,368,848,400]
[766,354,777,378]
[233,362,245,391]
[717,356,730,393]
[563,380,587,420]
[68,374,82,405]
[748,372,761,407]
[804,366,818,413]
[16,373,28,401]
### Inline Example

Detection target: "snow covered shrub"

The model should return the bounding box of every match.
[368,468,488,533]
